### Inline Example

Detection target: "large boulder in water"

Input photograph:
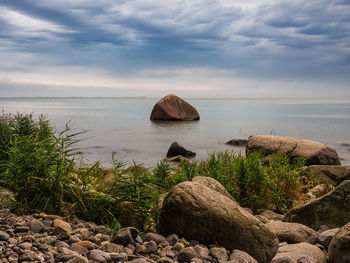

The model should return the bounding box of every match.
[246,135,340,165]
[150,94,200,121]
[159,181,278,263]
[284,180,350,230]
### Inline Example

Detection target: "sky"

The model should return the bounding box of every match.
[0,0,349,98]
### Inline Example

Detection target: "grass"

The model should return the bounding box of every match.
[0,112,334,232]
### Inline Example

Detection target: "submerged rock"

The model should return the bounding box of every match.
[284,180,350,230]
[166,142,196,158]
[150,94,200,121]
[246,135,340,165]
[160,181,278,263]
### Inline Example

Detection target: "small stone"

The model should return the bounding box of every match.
[72,240,96,249]
[68,234,82,244]
[22,235,35,242]
[28,219,44,233]
[53,219,72,233]
[123,247,134,255]
[194,245,210,260]
[158,257,174,263]
[100,241,124,253]
[18,242,32,250]
[144,240,158,254]
[167,234,179,246]
[112,227,139,246]
[0,231,10,241]
[144,233,169,246]
[178,247,197,263]
[15,226,30,233]
[191,258,203,263]
[88,249,111,263]
[136,243,147,254]
[66,256,89,263]
[72,228,90,240]
[114,253,128,263]
[210,247,228,263]
[230,249,258,263]
[173,242,185,252]
[129,258,148,263]
[318,228,340,248]
[70,244,88,255]
[179,238,190,247]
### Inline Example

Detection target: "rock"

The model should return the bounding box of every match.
[66,256,89,263]
[167,155,187,163]
[259,210,284,221]
[328,222,350,263]
[296,256,318,263]
[136,243,147,254]
[178,247,197,263]
[167,142,196,158]
[68,234,82,244]
[318,228,339,248]
[144,233,169,246]
[167,234,179,246]
[255,215,271,224]
[130,259,148,263]
[14,225,29,233]
[70,244,89,255]
[284,180,350,229]
[271,243,327,263]
[309,185,325,198]
[18,241,32,250]
[72,240,96,249]
[158,257,174,263]
[144,240,158,254]
[210,247,228,263]
[160,181,278,263]
[0,231,10,241]
[246,135,340,165]
[192,176,235,201]
[112,227,139,246]
[150,94,200,121]
[100,241,124,253]
[265,221,318,244]
[307,165,350,185]
[229,249,258,263]
[88,249,111,263]
[28,219,44,233]
[53,218,72,233]
[72,228,90,240]
[225,139,248,146]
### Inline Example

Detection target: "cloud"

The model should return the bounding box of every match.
[0,0,349,97]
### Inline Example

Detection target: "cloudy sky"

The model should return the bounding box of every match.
[0,0,349,97]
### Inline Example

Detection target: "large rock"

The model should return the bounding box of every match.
[150,94,200,121]
[192,176,235,201]
[159,181,278,263]
[328,223,350,263]
[246,135,340,166]
[307,165,350,185]
[271,243,327,263]
[265,221,318,244]
[284,180,350,230]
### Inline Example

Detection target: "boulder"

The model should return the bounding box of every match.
[259,210,284,221]
[159,181,278,263]
[246,135,340,166]
[112,227,139,246]
[271,243,327,263]
[225,139,247,147]
[328,223,350,263]
[318,228,339,249]
[167,142,196,158]
[284,180,350,230]
[192,176,235,201]
[150,94,200,121]
[265,221,318,244]
[307,165,350,185]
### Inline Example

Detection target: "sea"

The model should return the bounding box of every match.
[1,97,350,167]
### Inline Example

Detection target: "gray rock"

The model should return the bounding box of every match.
[260,210,284,221]
[66,256,89,263]
[246,135,340,165]
[210,247,228,263]
[328,222,350,263]
[229,249,258,263]
[70,244,88,255]
[167,142,196,158]
[271,243,327,263]
[265,221,318,244]
[144,240,158,254]
[284,180,350,229]
[100,241,124,253]
[112,227,139,246]
[18,242,32,250]
[160,181,278,263]
[318,228,339,248]
[88,249,111,263]
[28,219,44,233]
[166,234,179,246]
[144,233,169,246]
[178,247,197,263]
[53,218,72,233]
[68,234,82,244]
[194,245,210,260]
[0,230,10,241]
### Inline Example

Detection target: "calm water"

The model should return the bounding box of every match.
[1,97,350,167]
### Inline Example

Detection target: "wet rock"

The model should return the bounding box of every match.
[166,142,196,158]
[229,249,258,263]
[265,221,318,244]
[160,181,278,263]
[150,94,200,121]
[284,180,350,229]
[112,227,139,246]
[246,135,340,165]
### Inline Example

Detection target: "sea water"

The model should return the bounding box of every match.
[1,97,350,167]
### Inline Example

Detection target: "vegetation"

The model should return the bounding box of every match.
[0,112,334,232]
